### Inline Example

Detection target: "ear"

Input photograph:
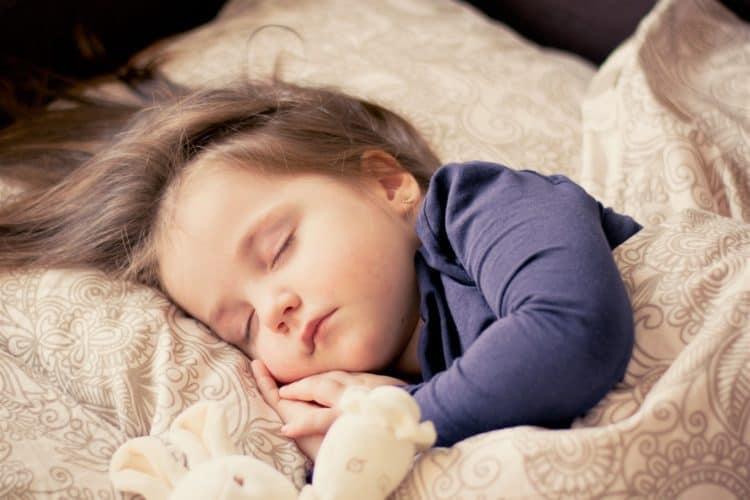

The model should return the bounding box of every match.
[169,401,239,468]
[360,150,421,218]
[109,436,186,500]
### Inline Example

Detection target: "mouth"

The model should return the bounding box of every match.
[301,309,335,353]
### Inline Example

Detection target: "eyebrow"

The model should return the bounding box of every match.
[207,204,287,330]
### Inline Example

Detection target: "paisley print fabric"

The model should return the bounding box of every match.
[395,209,750,498]
[580,0,750,226]
[1,0,749,498]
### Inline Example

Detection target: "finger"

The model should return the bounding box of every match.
[251,359,280,406]
[282,408,339,438]
[279,377,344,407]
[294,434,324,462]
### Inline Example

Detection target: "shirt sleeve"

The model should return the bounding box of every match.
[405,162,637,446]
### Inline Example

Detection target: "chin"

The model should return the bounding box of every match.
[271,368,312,385]
[347,354,393,374]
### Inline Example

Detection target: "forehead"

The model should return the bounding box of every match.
[169,162,275,237]
[154,163,264,310]
[154,160,371,316]
[164,160,362,234]
[158,160,284,257]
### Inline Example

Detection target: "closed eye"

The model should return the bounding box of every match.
[243,231,293,343]
[244,310,254,344]
[270,232,294,269]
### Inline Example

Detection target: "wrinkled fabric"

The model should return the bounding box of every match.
[404,162,642,446]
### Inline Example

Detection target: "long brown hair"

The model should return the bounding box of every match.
[0,77,440,291]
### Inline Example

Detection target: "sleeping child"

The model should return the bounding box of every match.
[0,79,641,460]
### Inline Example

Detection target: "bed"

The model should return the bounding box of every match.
[1,0,749,497]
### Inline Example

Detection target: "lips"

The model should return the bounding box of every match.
[301,309,335,352]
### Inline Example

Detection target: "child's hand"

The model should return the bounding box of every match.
[277,370,406,438]
[251,359,326,461]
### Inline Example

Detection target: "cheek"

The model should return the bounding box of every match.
[351,333,388,367]
[251,337,279,371]
[259,353,299,384]
[312,232,402,292]
[253,338,311,384]
[293,236,373,294]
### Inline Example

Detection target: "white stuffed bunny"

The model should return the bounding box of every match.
[109,386,436,500]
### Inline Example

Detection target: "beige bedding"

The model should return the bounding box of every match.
[1,0,749,498]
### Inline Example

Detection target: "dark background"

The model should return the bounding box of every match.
[1,0,748,128]
[468,0,750,64]
[0,0,227,126]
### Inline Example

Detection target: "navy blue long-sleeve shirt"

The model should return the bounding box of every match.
[402,161,642,447]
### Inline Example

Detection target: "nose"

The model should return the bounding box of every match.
[261,288,301,334]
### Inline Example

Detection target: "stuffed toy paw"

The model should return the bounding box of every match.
[109,386,436,500]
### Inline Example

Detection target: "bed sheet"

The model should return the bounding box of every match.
[1,0,749,498]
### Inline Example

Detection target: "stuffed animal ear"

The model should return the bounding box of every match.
[169,401,239,468]
[337,386,370,413]
[340,386,437,451]
[109,436,187,500]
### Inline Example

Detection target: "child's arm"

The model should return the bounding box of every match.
[405,162,639,446]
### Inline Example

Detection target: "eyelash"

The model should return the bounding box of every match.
[244,232,295,343]
[270,233,294,269]
[243,310,253,344]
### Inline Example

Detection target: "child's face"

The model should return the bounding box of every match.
[157,159,423,384]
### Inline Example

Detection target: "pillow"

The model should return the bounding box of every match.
[127,0,595,176]
[0,267,309,496]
